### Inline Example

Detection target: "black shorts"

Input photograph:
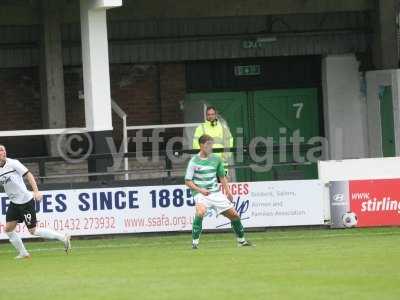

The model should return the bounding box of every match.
[6,199,37,229]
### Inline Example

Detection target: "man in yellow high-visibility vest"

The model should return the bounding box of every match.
[192,106,234,178]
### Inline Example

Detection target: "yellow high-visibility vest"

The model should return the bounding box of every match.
[192,120,233,165]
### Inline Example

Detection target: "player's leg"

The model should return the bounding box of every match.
[24,199,71,253]
[5,203,30,259]
[222,208,244,238]
[192,201,207,249]
[29,227,71,253]
[214,191,252,247]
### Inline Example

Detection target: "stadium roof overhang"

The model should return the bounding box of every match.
[0,0,375,25]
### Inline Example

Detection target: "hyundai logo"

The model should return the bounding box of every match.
[333,193,345,202]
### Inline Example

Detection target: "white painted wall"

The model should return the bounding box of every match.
[318,157,400,221]
[322,55,368,160]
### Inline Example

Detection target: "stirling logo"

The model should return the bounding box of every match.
[0,176,11,185]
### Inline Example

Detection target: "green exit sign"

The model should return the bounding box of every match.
[234,65,261,76]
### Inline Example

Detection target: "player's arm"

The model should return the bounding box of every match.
[13,159,43,202]
[185,180,210,196]
[217,158,233,202]
[219,176,233,202]
[26,172,43,202]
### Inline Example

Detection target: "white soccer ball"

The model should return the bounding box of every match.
[342,212,358,228]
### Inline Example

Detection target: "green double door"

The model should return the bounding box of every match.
[186,89,321,182]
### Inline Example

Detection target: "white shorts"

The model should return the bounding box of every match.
[194,191,234,215]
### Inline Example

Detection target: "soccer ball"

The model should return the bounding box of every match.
[342,212,358,228]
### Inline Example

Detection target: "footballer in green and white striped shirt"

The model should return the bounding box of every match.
[185,134,252,249]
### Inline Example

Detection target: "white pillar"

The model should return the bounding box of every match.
[322,54,368,159]
[79,0,122,131]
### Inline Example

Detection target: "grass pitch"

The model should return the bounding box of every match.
[1,228,399,300]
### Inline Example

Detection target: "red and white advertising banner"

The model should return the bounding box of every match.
[329,178,400,228]
[350,179,400,227]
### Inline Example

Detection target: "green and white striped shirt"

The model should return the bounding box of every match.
[185,154,225,196]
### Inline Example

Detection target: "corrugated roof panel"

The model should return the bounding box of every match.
[103,11,370,40]
[0,12,371,68]
[0,25,39,44]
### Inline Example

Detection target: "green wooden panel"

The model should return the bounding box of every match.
[185,88,322,182]
[253,89,319,140]
[185,92,251,181]
[252,88,320,181]
[379,86,396,157]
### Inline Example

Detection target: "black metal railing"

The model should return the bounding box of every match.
[18,144,322,183]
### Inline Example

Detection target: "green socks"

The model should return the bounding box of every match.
[192,216,245,245]
[231,218,245,239]
[192,215,203,241]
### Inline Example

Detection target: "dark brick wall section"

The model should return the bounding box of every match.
[0,68,42,130]
[160,63,185,124]
[0,63,186,156]
[64,63,186,128]
[110,64,160,126]
[110,63,185,150]
[64,67,85,128]
[159,63,186,145]
[0,68,46,157]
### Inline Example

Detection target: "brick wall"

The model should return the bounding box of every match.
[110,64,161,126]
[0,68,46,156]
[160,63,185,124]
[0,63,186,156]
[64,67,85,128]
